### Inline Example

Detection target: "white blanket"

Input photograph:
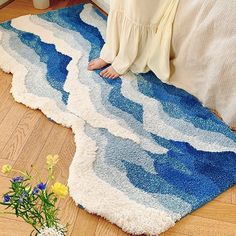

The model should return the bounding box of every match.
[170,0,236,128]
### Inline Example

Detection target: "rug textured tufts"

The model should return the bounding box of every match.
[0,4,236,235]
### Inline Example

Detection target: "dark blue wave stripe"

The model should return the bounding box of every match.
[0,21,70,105]
[39,4,144,123]
[137,72,236,140]
[87,121,236,211]
[146,143,236,210]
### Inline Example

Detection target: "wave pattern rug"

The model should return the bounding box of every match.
[0,4,236,235]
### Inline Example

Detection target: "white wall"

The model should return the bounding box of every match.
[92,0,110,13]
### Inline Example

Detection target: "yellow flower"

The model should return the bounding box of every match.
[1,164,12,174]
[25,186,31,192]
[51,182,68,198]
[46,155,59,168]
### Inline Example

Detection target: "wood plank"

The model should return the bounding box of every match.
[214,188,232,204]
[0,102,26,154]
[232,185,236,205]
[166,215,236,236]
[71,209,99,236]
[1,109,41,160]
[0,89,15,124]
[192,201,236,225]
[0,0,15,10]
[12,114,54,173]
[117,229,131,236]
[0,175,13,196]
[56,130,77,235]
[57,130,76,180]
[163,232,189,236]
[32,122,70,179]
[0,75,15,123]
[95,217,119,236]
[30,123,72,231]
[0,71,11,97]
[58,198,79,236]
[0,0,90,23]
[0,217,32,236]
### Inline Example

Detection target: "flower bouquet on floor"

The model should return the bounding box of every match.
[0,155,69,236]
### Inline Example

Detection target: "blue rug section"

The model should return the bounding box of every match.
[1,3,235,228]
[0,21,70,104]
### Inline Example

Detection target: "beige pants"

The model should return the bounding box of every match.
[100,0,179,81]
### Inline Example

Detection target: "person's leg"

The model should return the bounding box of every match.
[88,0,121,72]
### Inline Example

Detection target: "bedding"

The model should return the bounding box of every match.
[170,0,236,128]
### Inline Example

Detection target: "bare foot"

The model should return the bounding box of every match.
[88,58,109,70]
[100,66,120,79]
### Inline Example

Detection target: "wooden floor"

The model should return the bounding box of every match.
[0,1,236,235]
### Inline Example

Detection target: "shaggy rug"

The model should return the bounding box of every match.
[0,4,236,235]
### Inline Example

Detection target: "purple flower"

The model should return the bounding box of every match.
[3,194,10,203]
[37,182,46,191]
[12,176,24,183]
[32,187,39,196]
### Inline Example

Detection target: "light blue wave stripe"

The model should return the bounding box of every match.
[0,21,71,105]
[137,72,236,141]
[0,26,66,111]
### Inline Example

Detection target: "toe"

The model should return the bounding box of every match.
[104,72,111,78]
[100,68,108,76]
[100,69,105,75]
[109,70,120,79]
[99,72,104,76]
[105,70,113,78]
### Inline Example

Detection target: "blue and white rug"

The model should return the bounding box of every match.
[0,4,236,235]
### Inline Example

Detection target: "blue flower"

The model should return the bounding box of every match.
[12,176,24,183]
[37,182,46,191]
[3,194,10,203]
[32,187,39,196]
